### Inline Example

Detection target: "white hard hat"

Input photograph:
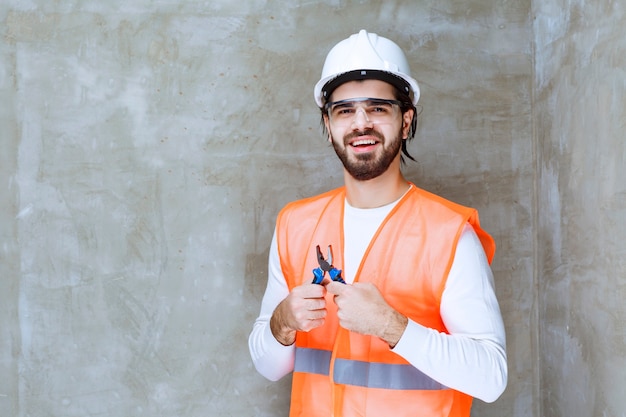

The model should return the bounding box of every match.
[314,29,420,108]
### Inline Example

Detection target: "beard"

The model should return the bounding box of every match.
[331,126,404,181]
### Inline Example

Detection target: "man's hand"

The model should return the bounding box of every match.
[326,281,408,348]
[270,283,327,346]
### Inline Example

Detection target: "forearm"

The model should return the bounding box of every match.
[379,308,408,348]
[248,231,295,381]
[249,316,295,381]
[392,320,507,402]
[391,225,508,402]
[270,301,297,346]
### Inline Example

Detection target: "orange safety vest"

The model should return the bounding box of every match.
[276,184,495,417]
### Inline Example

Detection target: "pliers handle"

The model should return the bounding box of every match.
[311,245,345,285]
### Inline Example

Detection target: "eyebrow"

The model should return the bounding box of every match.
[325,97,402,110]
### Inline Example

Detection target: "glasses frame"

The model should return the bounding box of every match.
[324,97,403,126]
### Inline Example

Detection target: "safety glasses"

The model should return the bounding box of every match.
[325,97,402,127]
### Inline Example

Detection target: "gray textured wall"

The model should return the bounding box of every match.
[534,1,626,416]
[1,0,619,416]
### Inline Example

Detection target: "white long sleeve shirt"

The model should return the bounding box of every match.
[249,197,507,403]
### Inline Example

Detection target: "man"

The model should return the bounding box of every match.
[249,30,507,416]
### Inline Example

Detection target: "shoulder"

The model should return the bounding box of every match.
[404,184,475,218]
[406,184,495,263]
[278,187,345,223]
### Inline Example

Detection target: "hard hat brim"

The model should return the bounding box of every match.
[314,69,420,108]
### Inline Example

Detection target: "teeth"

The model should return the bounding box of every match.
[352,139,376,146]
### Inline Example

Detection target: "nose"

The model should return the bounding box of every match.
[351,106,373,129]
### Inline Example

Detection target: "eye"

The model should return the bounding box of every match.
[333,105,356,117]
[368,102,393,114]
[370,105,389,113]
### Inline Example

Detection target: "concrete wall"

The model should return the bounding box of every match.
[534,1,626,416]
[4,0,619,416]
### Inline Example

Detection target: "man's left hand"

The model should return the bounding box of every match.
[326,281,408,348]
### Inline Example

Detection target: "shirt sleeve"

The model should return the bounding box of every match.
[391,224,508,403]
[248,231,296,381]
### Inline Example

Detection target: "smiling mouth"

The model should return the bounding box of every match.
[351,139,378,147]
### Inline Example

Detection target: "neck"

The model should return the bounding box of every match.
[343,163,410,208]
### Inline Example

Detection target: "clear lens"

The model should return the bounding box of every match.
[326,97,402,126]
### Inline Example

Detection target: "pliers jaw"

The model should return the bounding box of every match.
[311,245,345,285]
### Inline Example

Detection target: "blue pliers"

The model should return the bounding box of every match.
[311,245,345,285]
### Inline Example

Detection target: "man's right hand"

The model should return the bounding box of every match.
[270,283,328,346]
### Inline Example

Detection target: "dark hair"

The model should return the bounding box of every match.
[320,83,419,164]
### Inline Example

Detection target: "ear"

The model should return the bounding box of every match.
[323,114,332,142]
[402,108,414,139]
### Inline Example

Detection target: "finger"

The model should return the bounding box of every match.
[306,298,326,311]
[353,282,382,300]
[302,317,325,332]
[294,283,326,298]
[308,308,327,320]
[325,281,346,295]
[304,282,327,298]
[353,282,376,292]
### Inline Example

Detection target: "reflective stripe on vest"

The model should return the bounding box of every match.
[294,347,448,391]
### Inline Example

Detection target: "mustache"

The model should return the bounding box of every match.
[343,128,385,144]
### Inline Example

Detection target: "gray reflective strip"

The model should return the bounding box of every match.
[294,347,447,391]
[334,358,447,390]
[294,347,331,376]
